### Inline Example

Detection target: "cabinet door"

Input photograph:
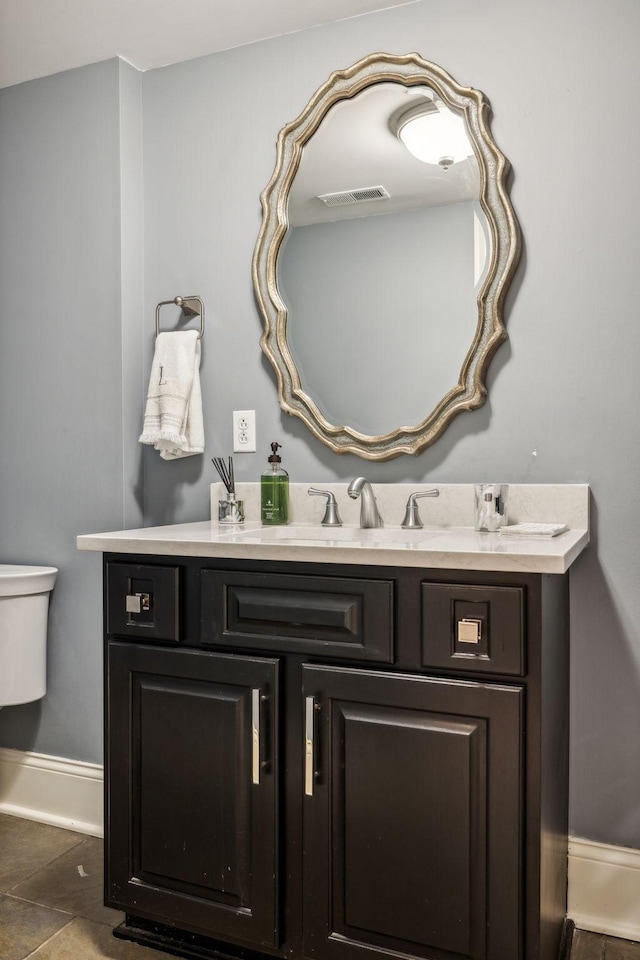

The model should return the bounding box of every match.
[302,664,523,960]
[107,642,279,948]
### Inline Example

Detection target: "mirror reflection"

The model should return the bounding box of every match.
[278,82,490,435]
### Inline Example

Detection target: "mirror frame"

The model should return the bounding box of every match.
[252,52,521,461]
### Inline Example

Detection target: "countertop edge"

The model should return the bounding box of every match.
[76,526,589,575]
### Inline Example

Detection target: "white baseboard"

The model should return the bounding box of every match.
[0,746,103,837]
[568,837,640,941]
[0,747,638,940]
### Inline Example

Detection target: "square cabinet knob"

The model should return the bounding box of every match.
[457,618,482,645]
[125,593,150,614]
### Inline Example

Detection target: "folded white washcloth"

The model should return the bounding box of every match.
[500,522,568,539]
[139,331,204,460]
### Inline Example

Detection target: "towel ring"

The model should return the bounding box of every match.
[155,296,205,339]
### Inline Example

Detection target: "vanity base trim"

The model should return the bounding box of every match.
[113,915,578,960]
[114,917,271,960]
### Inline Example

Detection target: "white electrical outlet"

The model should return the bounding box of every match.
[233,410,256,452]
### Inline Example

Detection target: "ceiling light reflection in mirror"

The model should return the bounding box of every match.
[278,82,490,436]
[395,97,475,170]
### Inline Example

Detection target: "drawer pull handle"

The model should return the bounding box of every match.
[305,696,315,797]
[125,592,150,615]
[252,688,261,785]
[457,618,482,644]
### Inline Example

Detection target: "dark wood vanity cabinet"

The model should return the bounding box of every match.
[103,555,571,960]
[302,664,523,960]
[107,642,280,947]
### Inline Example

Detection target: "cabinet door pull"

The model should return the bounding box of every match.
[252,688,261,785]
[305,696,315,797]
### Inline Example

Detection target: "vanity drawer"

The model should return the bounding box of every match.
[421,582,525,676]
[106,562,180,643]
[201,570,394,662]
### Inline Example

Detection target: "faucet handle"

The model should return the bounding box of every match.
[308,487,343,527]
[401,489,440,529]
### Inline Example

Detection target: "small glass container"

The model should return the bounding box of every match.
[474,483,508,532]
[218,496,245,524]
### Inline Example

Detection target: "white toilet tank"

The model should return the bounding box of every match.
[0,565,58,706]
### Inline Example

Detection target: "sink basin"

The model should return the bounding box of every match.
[215,524,447,546]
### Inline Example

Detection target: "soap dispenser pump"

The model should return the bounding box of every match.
[261,442,289,525]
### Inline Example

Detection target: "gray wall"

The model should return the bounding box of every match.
[0,0,639,850]
[0,59,144,759]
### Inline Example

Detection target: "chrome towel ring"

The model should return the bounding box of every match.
[155,296,205,339]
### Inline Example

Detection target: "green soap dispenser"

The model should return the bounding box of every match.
[261,442,289,525]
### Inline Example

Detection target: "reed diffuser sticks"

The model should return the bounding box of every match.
[212,457,235,497]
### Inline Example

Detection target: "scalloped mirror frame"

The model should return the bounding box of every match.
[252,52,521,461]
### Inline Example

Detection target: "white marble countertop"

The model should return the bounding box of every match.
[78,483,590,573]
[77,518,589,574]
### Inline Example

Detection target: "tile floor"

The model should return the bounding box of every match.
[0,812,638,959]
[0,813,160,959]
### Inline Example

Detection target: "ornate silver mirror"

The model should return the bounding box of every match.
[253,52,520,460]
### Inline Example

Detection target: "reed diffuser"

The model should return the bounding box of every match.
[212,456,244,524]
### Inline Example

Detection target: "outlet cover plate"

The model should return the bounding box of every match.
[233,410,256,452]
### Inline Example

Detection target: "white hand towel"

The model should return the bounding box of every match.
[139,331,204,459]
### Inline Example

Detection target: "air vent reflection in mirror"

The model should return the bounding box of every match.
[318,185,391,207]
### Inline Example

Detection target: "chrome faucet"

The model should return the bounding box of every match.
[347,477,383,528]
